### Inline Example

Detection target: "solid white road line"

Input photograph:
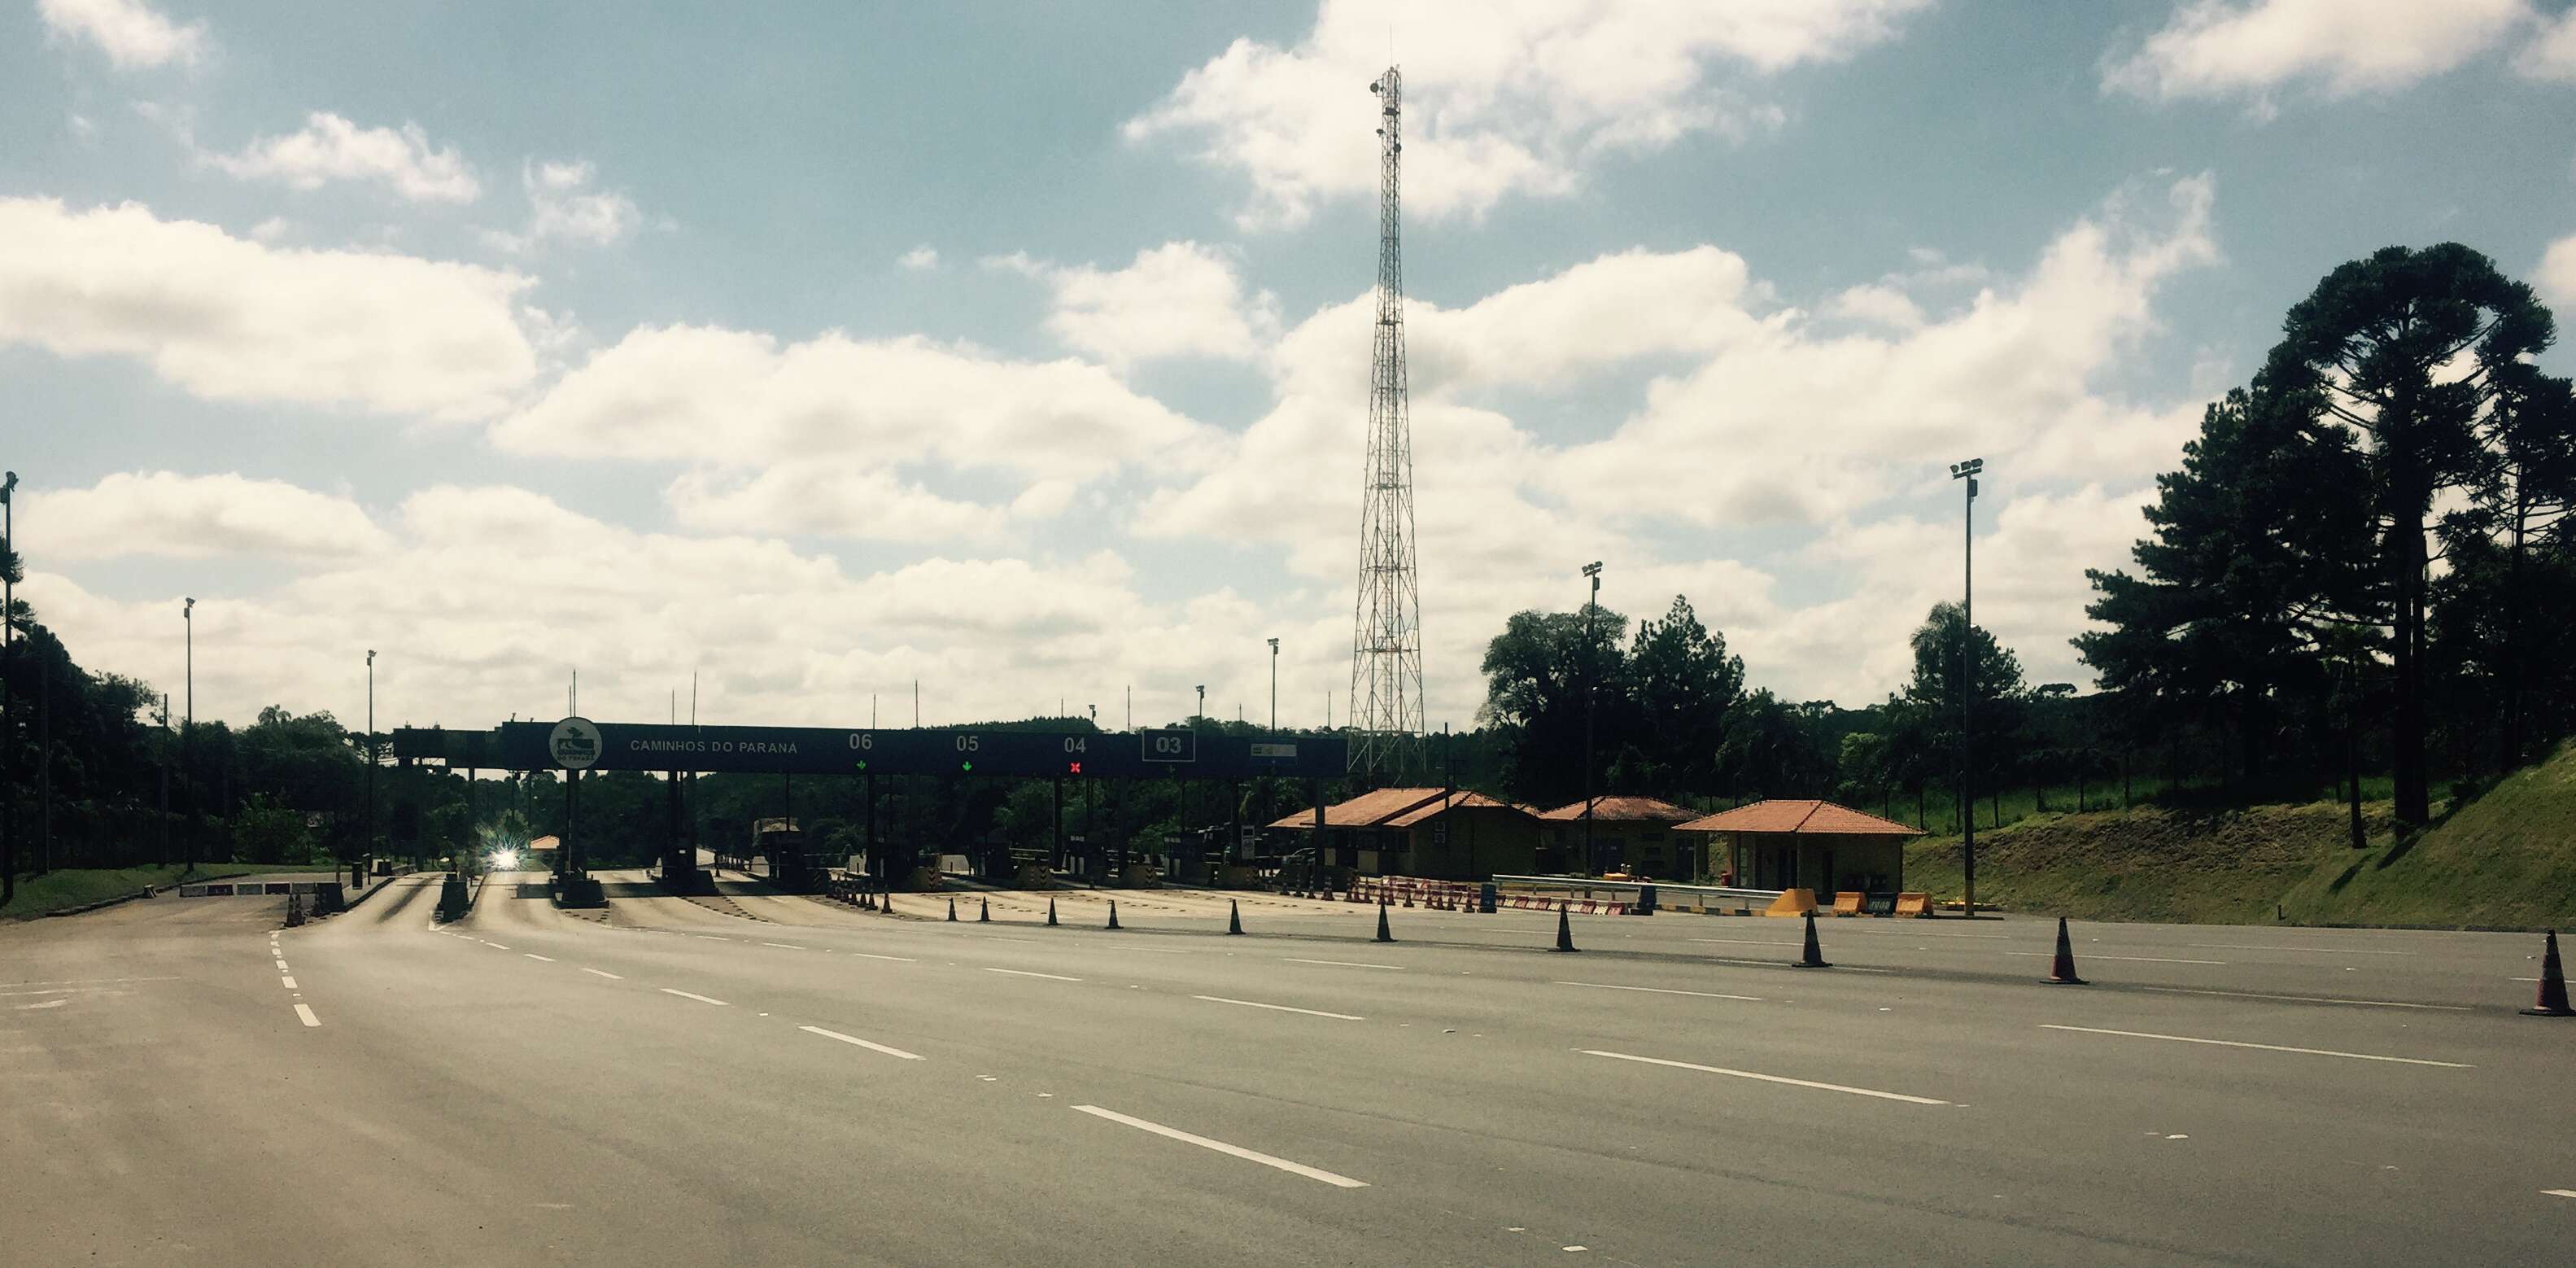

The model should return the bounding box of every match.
[659,988,731,1007]
[1281,958,1404,970]
[2005,951,2226,964]
[1191,995,1364,1021]
[294,1004,321,1027]
[280,976,296,990]
[1071,1105,1367,1188]
[578,968,623,980]
[800,1025,925,1060]
[845,952,919,963]
[1579,1049,1950,1105]
[1556,981,1762,1002]
[524,954,557,962]
[2037,1025,2471,1068]
[983,967,1082,982]
[2140,986,2467,1012]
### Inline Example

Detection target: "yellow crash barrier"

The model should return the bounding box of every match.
[1763,888,1818,917]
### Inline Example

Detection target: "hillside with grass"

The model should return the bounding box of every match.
[1903,742,2576,929]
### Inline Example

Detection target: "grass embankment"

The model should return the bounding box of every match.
[1904,741,2576,928]
[0,861,340,920]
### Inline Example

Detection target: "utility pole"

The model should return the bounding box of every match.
[1268,637,1279,731]
[183,597,194,871]
[1949,457,1984,918]
[1581,561,1601,876]
[159,694,171,864]
[365,649,376,864]
[2,471,15,902]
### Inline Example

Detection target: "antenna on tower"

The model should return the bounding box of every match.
[1351,66,1424,776]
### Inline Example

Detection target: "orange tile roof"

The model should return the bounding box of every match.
[1535,795,1703,824]
[1266,787,1449,830]
[1385,790,1529,829]
[1675,799,1920,836]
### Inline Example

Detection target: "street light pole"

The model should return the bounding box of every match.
[365,649,376,864]
[1949,458,1984,919]
[2,471,15,902]
[1267,638,1278,731]
[1580,561,1602,877]
[182,597,194,871]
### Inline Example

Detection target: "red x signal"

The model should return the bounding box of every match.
[1068,761,1083,775]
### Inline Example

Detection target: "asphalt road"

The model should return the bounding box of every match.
[4,873,2568,1266]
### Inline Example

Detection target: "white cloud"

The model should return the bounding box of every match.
[2539,234,2576,313]
[1141,174,2220,709]
[37,0,207,70]
[24,471,390,561]
[1829,282,1925,330]
[0,196,540,419]
[897,244,940,270]
[2103,0,2533,103]
[994,240,1278,366]
[27,483,1300,732]
[482,160,641,252]
[493,325,1216,538]
[1128,0,1930,227]
[2523,9,2576,81]
[206,111,481,203]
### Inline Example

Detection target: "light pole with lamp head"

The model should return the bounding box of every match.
[182,597,194,870]
[1948,457,1983,918]
[1266,638,1278,731]
[1580,561,1602,877]
[365,649,376,866]
[2,471,14,901]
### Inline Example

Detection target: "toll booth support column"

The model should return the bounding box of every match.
[1310,777,1325,895]
[1051,777,1064,873]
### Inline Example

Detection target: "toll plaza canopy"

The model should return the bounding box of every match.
[392,719,1348,780]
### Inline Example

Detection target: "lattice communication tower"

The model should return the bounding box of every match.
[1350,66,1424,775]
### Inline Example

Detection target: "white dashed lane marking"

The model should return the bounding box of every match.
[294,1004,321,1027]
[1071,1105,1367,1188]
[800,1025,925,1060]
[1191,995,1364,1021]
[1282,959,1404,970]
[2140,986,2466,1012]
[2037,1025,2471,1068]
[280,976,297,990]
[524,954,556,962]
[658,989,731,1007]
[1580,1049,1951,1105]
[578,968,623,980]
[1555,981,1762,1003]
[982,968,1081,982]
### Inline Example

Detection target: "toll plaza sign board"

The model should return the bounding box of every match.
[472,720,1345,780]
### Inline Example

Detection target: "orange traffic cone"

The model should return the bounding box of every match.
[2523,930,2573,1017]
[1791,912,1831,968]
[2046,916,2088,985]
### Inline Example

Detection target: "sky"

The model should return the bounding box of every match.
[5,0,2576,737]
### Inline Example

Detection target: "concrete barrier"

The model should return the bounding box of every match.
[1893,892,1932,917]
[1832,890,1865,917]
[1763,888,1818,917]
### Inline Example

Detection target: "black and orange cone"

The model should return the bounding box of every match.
[946,898,958,922]
[1552,903,1578,952]
[978,898,990,923]
[1107,900,1122,930]
[1227,899,1243,935]
[1046,898,1059,927]
[1374,899,1395,943]
[1792,912,1831,968]
[2523,930,2573,1017]
[2046,916,2087,984]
